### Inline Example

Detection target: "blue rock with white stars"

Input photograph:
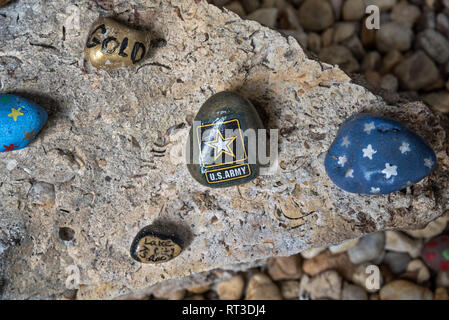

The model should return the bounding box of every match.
[325,113,437,195]
[0,94,48,152]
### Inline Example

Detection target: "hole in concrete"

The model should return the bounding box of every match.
[59,227,75,241]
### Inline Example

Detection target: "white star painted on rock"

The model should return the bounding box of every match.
[204,130,237,160]
[341,136,350,148]
[371,187,380,194]
[399,142,411,154]
[362,144,377,160]
[364,121,375,134]
[337,155,347,167]
[424,158,434,169]
[345,169,354,178]
[382,163,398,180]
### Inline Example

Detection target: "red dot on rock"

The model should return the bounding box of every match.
[441,261,449,271]
[427,241,438,248]
[426,252,437,260]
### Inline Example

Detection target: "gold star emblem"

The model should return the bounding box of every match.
[23,130,36,141]
[8,108,24,122]
[204,130,237,160]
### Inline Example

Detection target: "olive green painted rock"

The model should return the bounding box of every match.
[187,91,264,188]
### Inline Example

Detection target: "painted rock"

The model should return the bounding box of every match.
[324,113,437,195]
[85,17,150,70]
[422,236,449,272]
[0,94,48,152]
[130,226,183,264]
[0,0,11,7]
[186,91,264,188]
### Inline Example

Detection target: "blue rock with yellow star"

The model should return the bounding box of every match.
[325,113,437,195]
[0,94,48,152]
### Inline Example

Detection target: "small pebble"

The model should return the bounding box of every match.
[385,231,423,258]
[318,45,360,73]
[416,29,449,65]
[153,289,186,300]
[376,22,413,53]
[333,22,357,44]
[246,8,279,27]
[361,51,382,72]
[437,270,449,287]
[394,51,442,90]
[321,28,334,47]
[216,275,245,300]
[280,280,300,299]
[187,284,212,294]
[300,271,342,300]
[379,280,433,300]
[436,13,449,39]
[329,238,359,254]
[380,50,402,75]
[365,70,382,88]
[380,74,399,92]
[424,91,449,114]
[267,255,302,280]
[342,282,368,300]
[342,35,366,60]
[383,251,411,274]
[240,0,260,14]
[300,247,325,259]
[28,181,56,208]
[245,273,282,300]
[365,0,397,12]
[404,259,431,284]
[390,1,421,25]
[224,1,246,17]
[434,287,449,300]
[298,0,335,32]
[348,232,385,263]
[303,250,356,279]
[342,0,365,21]
[307,32,321,54]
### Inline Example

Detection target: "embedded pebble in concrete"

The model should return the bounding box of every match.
[325,113,437,195]
[187,91,264,188]
[0,94,48,152]
[85,17,151,70]
[0,0,11,7]
[130,226,183,264]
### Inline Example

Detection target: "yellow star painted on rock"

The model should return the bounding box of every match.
[204,130,237,161]
[8,107,24,122]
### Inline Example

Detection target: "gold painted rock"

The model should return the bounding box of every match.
[130,226,183,264]
[0,0,11,7]
[187,91,264,188]
[85,17,150,70]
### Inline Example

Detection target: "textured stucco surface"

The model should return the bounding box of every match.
[0,0,448,299]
